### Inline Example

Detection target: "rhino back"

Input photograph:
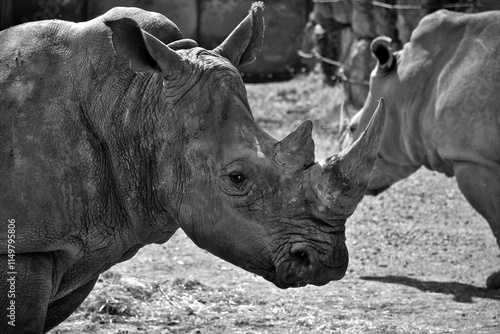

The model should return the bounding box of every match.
[0,19,86,251]
[0,9,182,259]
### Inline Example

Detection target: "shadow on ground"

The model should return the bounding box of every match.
[361,275,500,303]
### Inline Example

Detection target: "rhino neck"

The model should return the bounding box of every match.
[383,52,431,169]
[396,52,455,176]
[79,70,183,245]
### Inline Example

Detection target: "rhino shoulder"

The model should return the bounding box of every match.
[401,10,472,76]
[411,10,500,51]
[409,10,465,51]
[96,7,184,45]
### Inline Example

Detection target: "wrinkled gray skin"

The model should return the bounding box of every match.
[339,10,500,289]
[0,4,386,333]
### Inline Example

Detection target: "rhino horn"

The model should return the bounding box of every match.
[334,98,386,187]
[338,101,351,135]
[105,18,189,77]
[214,2,264,68]
[311,99,386,218]
[275,120,315,169]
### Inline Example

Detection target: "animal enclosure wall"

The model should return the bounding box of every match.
[304,0,500,107]
[0,0,314,79]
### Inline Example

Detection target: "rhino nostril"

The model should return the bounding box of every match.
[290,245,312,267]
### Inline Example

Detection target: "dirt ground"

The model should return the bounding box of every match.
[52,70,500,334]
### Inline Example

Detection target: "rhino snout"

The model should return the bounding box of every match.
[274,240,348,289]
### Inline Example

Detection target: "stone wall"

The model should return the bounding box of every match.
[305,0,497,107]
[1,0,312,78]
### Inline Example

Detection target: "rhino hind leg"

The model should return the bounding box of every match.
[43,277,99,333]
[453,161,500,289]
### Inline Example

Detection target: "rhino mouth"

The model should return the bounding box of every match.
[365,185,391,196]
[271,231,349,289]
[274,262,348,289]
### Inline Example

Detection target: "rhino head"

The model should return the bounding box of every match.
[339,37,419,195]
[106,3,385,288]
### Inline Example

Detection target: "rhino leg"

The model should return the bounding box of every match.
[1,253,54,333]
[43,277,99,333]
[454,162,500,289]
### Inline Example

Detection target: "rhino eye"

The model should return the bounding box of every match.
[350,124,357,133]
[229,172,247,185]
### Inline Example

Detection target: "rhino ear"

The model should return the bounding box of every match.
[105,18,186,74]
[371,36,394,73]
[214,2,264,68]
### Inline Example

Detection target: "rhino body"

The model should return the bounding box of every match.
[340,10,500,289]
[0,4,386,333]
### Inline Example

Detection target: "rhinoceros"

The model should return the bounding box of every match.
[0,3,386,333]
[339,9,500,289]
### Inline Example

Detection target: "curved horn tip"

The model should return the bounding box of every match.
[298,119,313,132]
[373,98,386,123]
[354,97,386,152]
[340,101,350,122]
[318,98,386,208]
[361,97,386,138]
[340,101,346,112]
[339,97,386,160]
[280,119,314,146]
[275,119,315,167]
[376,97,385,111]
